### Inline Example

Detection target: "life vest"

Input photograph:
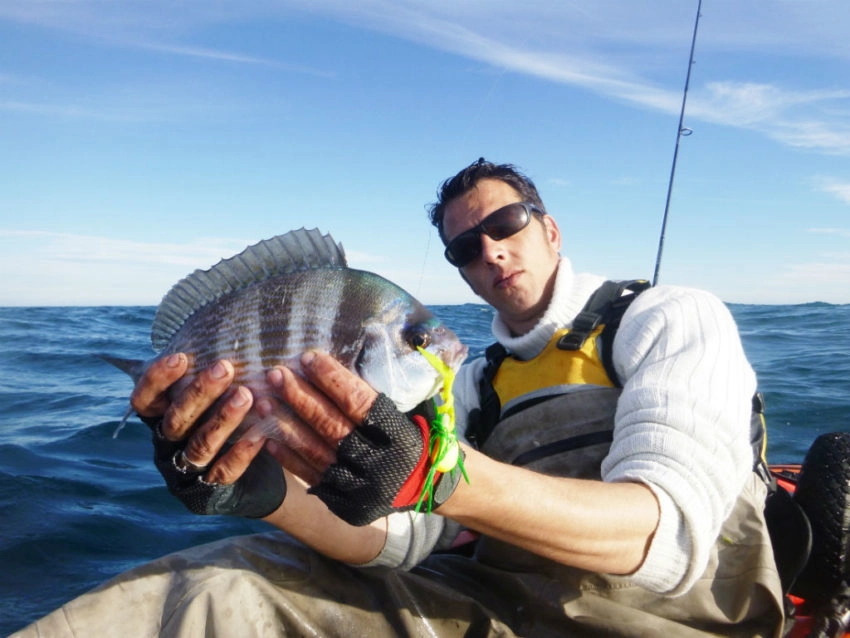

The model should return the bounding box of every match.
[464,279,785,636]
[467,279,770,481]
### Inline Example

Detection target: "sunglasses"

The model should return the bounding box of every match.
[443,201,543,267]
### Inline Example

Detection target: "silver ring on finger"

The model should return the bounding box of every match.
[174,449,209,474]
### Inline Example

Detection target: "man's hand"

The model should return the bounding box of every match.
[272,352,463,526]
[131,354,286,519]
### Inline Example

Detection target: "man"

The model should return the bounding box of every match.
[17,160,784,637]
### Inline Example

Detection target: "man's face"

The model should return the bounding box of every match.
[443,178,562,334]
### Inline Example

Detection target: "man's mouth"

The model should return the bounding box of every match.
[494,270,520,290]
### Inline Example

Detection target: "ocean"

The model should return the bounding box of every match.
[1,302,848,634]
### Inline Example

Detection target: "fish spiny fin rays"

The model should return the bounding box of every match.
[151,228,346,351]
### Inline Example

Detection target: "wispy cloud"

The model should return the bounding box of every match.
[0,230,260,306]
[335,5,685,114]
[688,83,850,155]
[0,229,442,306]
[0,1,241,40]
[0,99,230,123]
[0,0,332,76]
[137,42,333,77]
[4,1,848,154]
[546,177,573,188]
[745,254,850,305]
[808,228,850,239]
[783,260,850,289]
[0,229,251,267]
[814,178,850,205]
[0,98,204,122]
[0,72,274,122]
[322,3,850,155]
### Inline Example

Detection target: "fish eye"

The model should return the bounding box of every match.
[406,329,431,349]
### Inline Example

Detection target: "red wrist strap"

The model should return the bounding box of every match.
[391,414,431,508]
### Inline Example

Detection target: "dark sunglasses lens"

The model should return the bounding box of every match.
[483,203,530,240]
[444,203,535,267]
[445,232,481,267]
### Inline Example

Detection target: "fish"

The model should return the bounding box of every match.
[105,227,468,445]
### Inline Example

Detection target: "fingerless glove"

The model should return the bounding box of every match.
[309,394,464,526]
[146,417,286,519]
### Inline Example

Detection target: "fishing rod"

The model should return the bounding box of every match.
[652,0,703,286]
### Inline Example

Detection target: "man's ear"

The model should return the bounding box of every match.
[543,214,562,253]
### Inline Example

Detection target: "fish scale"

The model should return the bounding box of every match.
[165,276,342,379]
[104,228,468,443]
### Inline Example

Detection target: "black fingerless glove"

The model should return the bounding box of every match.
[308,394,465,526]
[145,418,286,519]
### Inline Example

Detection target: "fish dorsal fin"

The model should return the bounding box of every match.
[151,228,346,351]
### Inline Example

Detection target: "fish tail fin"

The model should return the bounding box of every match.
[98,355,146,383]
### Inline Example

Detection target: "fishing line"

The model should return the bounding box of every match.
[414,227,433,299]
[416,52,512,297]
[653,0,702,286]
[414,35,529,298]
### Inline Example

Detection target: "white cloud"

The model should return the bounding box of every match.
[136,42,330,76]
[687,82,850,155]
[0,229,475,307]
[0,231,257,306]
[326,4,850,155]
[0,230,249,266]
[4,1,849,153]
[780,261,850,303]
[814,179,850,205]
[719,259,850,305]
[808,228,850,239]
[770,120,850,156]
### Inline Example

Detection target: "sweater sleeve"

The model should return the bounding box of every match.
[602,285,756,595]
[356,510,454,570]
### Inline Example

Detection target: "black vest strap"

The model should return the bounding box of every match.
[466,342,508,449]
[593,280,651,386]
[556,279,649,354]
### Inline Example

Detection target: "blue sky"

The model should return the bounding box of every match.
[2,1,849,306]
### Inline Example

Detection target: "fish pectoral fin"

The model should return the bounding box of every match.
[112,404,136,439]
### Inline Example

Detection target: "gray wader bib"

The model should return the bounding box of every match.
[471,387,785,637]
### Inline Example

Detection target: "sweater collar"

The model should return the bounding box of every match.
[490,257,606,361]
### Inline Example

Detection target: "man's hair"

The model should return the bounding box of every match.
[427,158,547,243]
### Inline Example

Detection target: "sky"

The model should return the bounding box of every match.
[2,0,849,307]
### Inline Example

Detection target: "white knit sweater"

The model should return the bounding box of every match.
[371,257,756,596]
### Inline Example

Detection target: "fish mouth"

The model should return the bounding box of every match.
[441,340,469,371]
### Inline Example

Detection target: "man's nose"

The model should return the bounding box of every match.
[479,233,505,263]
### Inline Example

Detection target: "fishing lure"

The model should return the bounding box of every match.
[415,346,469,513]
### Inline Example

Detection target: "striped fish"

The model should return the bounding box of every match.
[106,228,467,442]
